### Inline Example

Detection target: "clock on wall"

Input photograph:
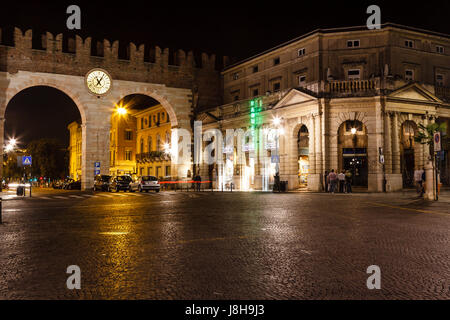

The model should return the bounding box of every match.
[85,68,112,96]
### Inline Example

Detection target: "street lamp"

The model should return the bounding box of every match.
[116,107,128,116]
[5,138,17,153]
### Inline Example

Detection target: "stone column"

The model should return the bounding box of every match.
[315,114,323,189]
[422,116,430,163]
[81,123,111,190]
[384,112,392,174]
[0,118,4,179]
[392,112,400,174]
[308,116,316,175]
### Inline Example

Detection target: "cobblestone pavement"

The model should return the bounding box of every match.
[0,190,449,300]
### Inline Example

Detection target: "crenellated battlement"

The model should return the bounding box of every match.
[0,27,230,109]
[3,27,229,70]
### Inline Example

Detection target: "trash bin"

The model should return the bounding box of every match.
[17,186,24,196]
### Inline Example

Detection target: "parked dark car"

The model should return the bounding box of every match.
[52,181,64,189]
[110,175,133,192]
[66,180,81,190]
[137,176,160,192]
[62,178,74,189]
[94,175,112,192]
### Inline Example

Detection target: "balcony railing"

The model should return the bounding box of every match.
[136,151,170,163]
[436,86,450,102]
[327,79,377,93]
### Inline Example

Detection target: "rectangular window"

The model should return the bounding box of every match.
[273,82,281,92]
[436,45,445,54]
[405,40,414,48]
[125,130,132,141]
[405,69,414,81]
[252,89,259,97]
[298,48,306,56]
[125,151,132,161]
[232,72,239,80]
[298,75,306,86]
[234,95,240,101]
[156,167,161,178]
[165,166,171,176]
[140,118,144,129]
[147,167,152,176]
[252,65,259,73]
[436,74,444,86]
[347,69,361,80]
[273,57,280,65]
[347,40,360,48]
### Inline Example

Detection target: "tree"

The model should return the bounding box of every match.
[414,122,448,154]
[26,139,67,180]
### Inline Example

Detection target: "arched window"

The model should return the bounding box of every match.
[148,136,153,152]
[156,134,161,151]
[165,131,171,144]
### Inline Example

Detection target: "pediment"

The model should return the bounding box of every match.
[389,83,442,103]
[273,89,317,109]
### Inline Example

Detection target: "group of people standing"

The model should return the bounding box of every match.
[324,170,353,194]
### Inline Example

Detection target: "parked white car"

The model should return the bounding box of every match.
[137,176,160,193]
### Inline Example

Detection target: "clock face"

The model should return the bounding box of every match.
[85,69,112,95]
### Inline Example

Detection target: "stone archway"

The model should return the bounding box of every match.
[337,120,369,187]
[400,120,419,188]
[290,123,310,189]
[0,71,193,190]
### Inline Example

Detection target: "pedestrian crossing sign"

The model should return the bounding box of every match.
[22,156,32,166]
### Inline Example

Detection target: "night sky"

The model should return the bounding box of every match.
[1,1,450,147]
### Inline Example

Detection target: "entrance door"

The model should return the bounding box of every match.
[402,149,415,188]
[343,148,368,187]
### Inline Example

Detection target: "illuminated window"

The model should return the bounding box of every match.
[273,82,281,92]
[405,69,414,81]
[347,40,360,48]
[436,74,444,86]
[348,69,361,80]
[125,130,132,140]
[298,75,306,86]
[405,40,414,48]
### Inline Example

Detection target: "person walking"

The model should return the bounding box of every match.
[195,174,202,192]
[338,171,346,193]
[345,170,353,194]
[414,168,424,194]
[328,170,338,194]
[420,169,426,197]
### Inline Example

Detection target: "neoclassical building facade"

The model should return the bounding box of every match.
[197,23,450,192]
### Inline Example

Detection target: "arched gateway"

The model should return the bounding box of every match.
[0,28,222,190]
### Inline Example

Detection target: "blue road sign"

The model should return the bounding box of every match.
[22,156,32,166]
[95,162,101,168]
[94,170,101,175]
[271,155,280,164]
